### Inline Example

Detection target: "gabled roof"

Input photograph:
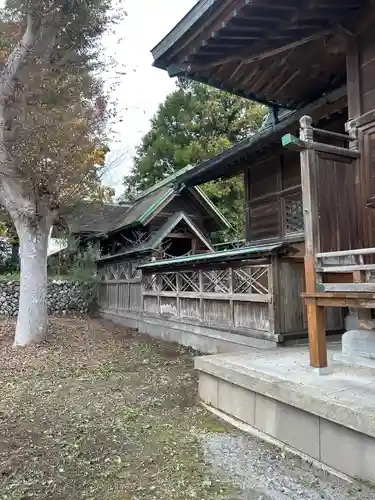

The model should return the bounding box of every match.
[60,201,130,235]
[114,187,175,231]
[61,179,230,238]
[113,184,231,233]
[98,211,214,263]
[146,211,214,252]
[152,0,363,108]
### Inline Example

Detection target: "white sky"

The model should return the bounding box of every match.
[101,0,197,196]
[0,0,197,197]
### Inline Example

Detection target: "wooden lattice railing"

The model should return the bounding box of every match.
[98,259,144,313]
[142,265,271,302]
[141,263,277,336]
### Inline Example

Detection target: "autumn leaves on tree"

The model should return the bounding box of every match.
[0,0,116,345]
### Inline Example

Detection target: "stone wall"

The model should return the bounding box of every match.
[0,280,91,316]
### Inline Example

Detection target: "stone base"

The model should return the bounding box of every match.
[342,329,375,359]
[333,352,375,369]
[195,347,375,483]
[100,309,279,353]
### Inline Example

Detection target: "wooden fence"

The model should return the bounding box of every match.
[141,263,274,336]
[98,255,343,343]
[98,258,279,338]
[98,258,143,314]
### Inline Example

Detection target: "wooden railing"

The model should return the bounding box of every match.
[141,264,276,336]
[315,248,375,293]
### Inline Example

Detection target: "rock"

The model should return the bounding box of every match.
[0,280,93,318]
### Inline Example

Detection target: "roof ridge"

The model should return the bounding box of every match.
[132,164,196,202]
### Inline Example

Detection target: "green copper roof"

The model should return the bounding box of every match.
[114,183,230,232]
[139,243,296,269]
[132,165,196,202]
[99,211,214,263]
[114,187,174,231]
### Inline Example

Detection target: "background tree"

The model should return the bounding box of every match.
[0,1,119,345]
[123,79,267,237]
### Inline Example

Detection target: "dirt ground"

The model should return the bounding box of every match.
[0,317,236,500]
[0,317,374,500]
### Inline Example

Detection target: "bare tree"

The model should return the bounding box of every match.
[0,0,116,345]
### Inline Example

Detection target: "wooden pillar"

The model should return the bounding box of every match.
[244,168,252,242]
[300,116,328,369]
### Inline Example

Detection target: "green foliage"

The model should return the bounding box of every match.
[123,80,267,237]
[48,233,97,280]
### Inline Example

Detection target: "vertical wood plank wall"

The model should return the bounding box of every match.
[346,27,375,248]
[316,152,360,252]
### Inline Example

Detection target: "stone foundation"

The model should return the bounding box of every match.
[195,348,375,483]
[0,280,91,316]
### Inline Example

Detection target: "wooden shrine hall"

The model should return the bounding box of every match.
[152,0,375,369]
[143,0,375,482]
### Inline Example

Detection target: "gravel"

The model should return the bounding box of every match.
[202,431,375,499]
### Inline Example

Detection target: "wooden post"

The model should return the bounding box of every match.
[141,271,145,312]
[268,256,280,337]
[300,116,328,369]
[176,271,181,319]
[199,270,204,322]
[228,267,234,326]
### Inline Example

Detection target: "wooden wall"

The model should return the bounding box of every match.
[245,147,303,243]
[244,112,349,247]
[97,255,343,342]
[98,258,143,315]
[346,24,375,248]
[149,191,215,235]
[316,152,360,252]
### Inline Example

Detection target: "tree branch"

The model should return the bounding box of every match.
[0,12,37,100]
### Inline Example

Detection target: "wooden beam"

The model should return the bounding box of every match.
[317,264,375,272]
[168,0,245,61]
[346,41,361,119]
[142,290,272,303]
[168,232,194,239]
[303,292,375,299]
[203,29,331,68]
[282,133,360,158]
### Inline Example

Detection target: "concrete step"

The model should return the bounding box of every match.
[195,348,375,483]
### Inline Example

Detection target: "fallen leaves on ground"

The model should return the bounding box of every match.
[0,317,234,500]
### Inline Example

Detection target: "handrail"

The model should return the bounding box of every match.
[316,265,375,273]
[310,127,350,142]
[316,248,375,258]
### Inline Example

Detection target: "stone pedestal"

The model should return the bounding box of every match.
[344,309,358,332]
[342,329,375,359]
[334,328,375,368]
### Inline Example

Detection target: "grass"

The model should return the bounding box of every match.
[0,271,20,281]
[0,317,236,500]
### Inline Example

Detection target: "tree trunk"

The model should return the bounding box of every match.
[14,218,50,346]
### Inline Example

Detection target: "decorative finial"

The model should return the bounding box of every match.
[300,115,313,141]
